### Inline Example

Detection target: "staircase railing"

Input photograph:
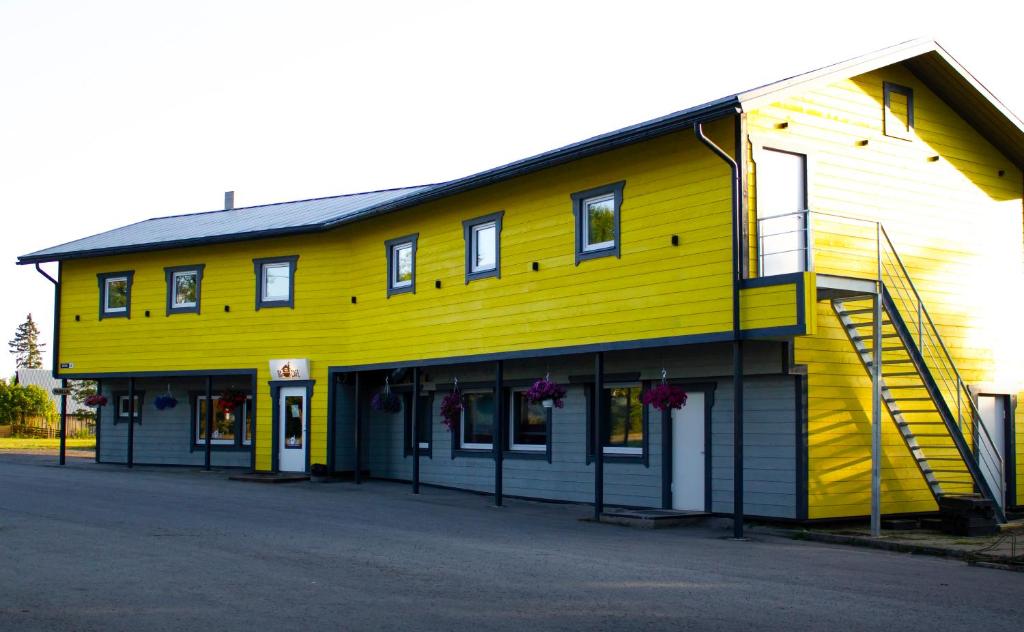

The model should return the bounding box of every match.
[757,210,1006,509]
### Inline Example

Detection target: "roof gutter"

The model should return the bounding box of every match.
[693,113,745,540]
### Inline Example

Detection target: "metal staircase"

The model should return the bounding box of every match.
[829,226,1006,522]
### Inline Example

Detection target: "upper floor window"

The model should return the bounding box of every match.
[164,264,205,315]
[253,256,298,310]
[462,211,504,283]
[571,181,625,265]
[98,271,134,320]
[883,82,914,140]
[385,234,418,297]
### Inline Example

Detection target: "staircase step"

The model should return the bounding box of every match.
[883,385,927,390]
[886,396,932,402]
[893,409,938,414]
[839,308,876,315]
[845,320,893,329]
[851,333,900,341]
[883,371,921,377]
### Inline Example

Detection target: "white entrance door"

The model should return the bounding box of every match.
[977,395,1007,507]
[278,386,307,472]
[757,148,808,276]
[671,392,705,511]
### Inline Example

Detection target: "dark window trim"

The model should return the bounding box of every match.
[584,381,649,466]
[452,389,495,455]
[111,390,144,424]
[403,390,433,458]
[97,271,135,320]
[571,180,625,265]
[164,264,206,316]
[385,233,419,297]
[507,388,552,463]
[462,211,504,284]
[883,81,914,140]
[188,391,253,452]
[253,255,299,310]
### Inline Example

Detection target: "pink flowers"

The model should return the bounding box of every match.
[641,384,687,411]
[84,394,108,407]
[440,390,463,431]
[525,379,567,408]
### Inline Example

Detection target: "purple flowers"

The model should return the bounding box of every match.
[440,390,463,431]
[525,378,567,408]
[641,384,687,411]
[370,391,402,414]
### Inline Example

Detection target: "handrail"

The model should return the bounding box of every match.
[757,209,1005,508]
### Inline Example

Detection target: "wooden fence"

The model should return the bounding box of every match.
[10,415,95,438]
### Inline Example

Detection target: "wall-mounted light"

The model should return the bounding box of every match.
[144,310,150,317]
[998,169,1006,177]
[435,280,442,289]
[775,121,789,129]
[224,305,230,312]
[856,139,869,146]
[671,235,679,246]
[350,296,357,304]
[927,155,940,162]
[75,315,80,322]
[531,262,539,271]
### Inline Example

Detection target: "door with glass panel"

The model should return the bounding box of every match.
[757,148,808,276]
[278,386,306,472]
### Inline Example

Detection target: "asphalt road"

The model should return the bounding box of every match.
[1,453,1021,631]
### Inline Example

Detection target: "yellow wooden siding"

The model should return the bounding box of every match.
[748,63,1024,519]
[1018,392,1024,507]
[738,272,815,335]
[57,121,746,470]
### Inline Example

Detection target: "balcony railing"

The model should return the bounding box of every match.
[757,209,1006,509]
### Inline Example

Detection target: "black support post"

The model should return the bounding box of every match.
[58,379,67,466]
[661,408,671,509]
[205,376,213,471]
[412,366,420,494]
[126,378,135,468]
[494,360,504,507]
[354,372,362,484]
[593,352,604,521]
[733,341,744,539]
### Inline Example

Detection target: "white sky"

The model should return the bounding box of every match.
[2,0,1022,377]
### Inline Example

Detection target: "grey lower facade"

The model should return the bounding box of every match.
[92,342,803,520]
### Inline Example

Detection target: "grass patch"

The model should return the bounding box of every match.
[0,438,95,450]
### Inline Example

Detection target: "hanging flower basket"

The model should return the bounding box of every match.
[525,378,567,409]
[154,394,178,410]
[641,383,688,412]
[371,391,402,413]
[84,394,108,407]
[218,390,248,414]
[440,389,463,431]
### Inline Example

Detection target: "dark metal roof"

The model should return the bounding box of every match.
[18,40,1023,265]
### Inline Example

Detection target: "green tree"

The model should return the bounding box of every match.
[70,380,98,420]
[9,313,45,369]
[0,379,57,424]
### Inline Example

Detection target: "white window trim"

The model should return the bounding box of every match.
[582,193,616,252]
[509,391,546,452]
[171,270,198,308]
[194,396,252,446]
[391,243,413,288]
[117,395,141,417]
[460,391,493,450]
[602,383,643,456]
[104,277,128,313]
[261,262,291,302]
[470,221,497,273]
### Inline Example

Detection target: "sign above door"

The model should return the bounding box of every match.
[270,359,309,381]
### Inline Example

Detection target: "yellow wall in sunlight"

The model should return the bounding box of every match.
[748,63,1024,519]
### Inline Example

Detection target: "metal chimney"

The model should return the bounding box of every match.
[225,191,235,210]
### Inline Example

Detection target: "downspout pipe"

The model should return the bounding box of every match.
[694,117,745,540]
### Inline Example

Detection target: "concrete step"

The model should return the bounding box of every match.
[599,508,710,529]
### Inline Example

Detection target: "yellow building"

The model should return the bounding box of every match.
[20,40,1023,525]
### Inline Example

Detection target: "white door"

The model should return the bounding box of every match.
[278,386,306,472]
[671,392,705,511]
[977,395,1007,507]
[757,148,808,276]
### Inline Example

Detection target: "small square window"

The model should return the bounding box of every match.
[460,391,494,450]
[112,391,144,424]
[97,271,134,320]
[571,181,625,265]
[385,234,419,297]
[509,391,548,452]
[164,265,205,315]
[462,211,504,283]
[883,82,914,140]
[252,256,298,309]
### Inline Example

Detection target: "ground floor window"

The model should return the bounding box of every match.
[509,391,548,452]
[113,392,144,424]
[460,391,494,450]
[194,395,253,448]
[587,383,647,460]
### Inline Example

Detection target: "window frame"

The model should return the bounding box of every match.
[190,393,254,451]
[508,390,551,455]
[883,81,914,141]
[164,264,205,315]
[571,181,625,265]
[403,390,434,457]
[252,256,299,310]
[458,390,495,452]
[462,211,504,283]
[97,271,135,320]
[384,234,419,297]
[111,391,144,425]
[584,381,649,465]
